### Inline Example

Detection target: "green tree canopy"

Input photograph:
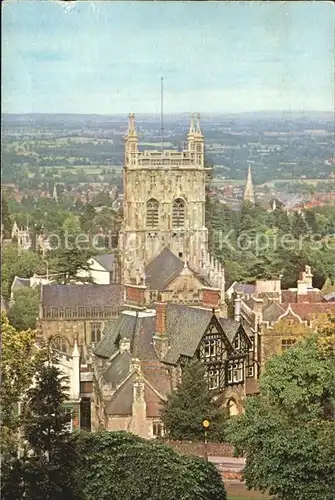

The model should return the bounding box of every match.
[74,430,227,500]
[160,360,226,442]
[8,287,39,331]
[2,360,80,500]
[227,334,335,500]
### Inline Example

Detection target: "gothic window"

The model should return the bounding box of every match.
[281,339,296,351]
[91,322,102,343]
[249,336,254,352]
[50,336,70,353]
[208,369,220,390]
[65,308,72,319]
[91,308,99,318]
[78,307,85,318]
[248,365,254,377]
[104,307,112,318]
[51,308,59,319]
[146,199,159,228]
[172,198,185,228]
[59,308,64,319]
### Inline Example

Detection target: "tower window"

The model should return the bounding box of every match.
[146,199,159,228]
[172,198,185,228]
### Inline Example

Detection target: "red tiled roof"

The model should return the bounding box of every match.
[281,302,335,321]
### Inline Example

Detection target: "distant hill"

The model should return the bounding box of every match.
[2,110,334,126]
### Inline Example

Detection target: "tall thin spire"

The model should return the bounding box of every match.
[244,166,255,204]
[53,183,58,203]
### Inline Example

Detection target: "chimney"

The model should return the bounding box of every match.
[124,283,146,309]
[297,280,308,303]
[155,301,167,336]
[234,294,242,322]
[202,287,220,310]
[119,337,131,353]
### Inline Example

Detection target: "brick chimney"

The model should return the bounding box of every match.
[155,301,167,336]
[202,287,220,310]
[124,284,146,309]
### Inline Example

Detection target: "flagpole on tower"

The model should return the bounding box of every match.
[161,76,164,153]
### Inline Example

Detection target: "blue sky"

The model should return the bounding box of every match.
[2,1,334,114]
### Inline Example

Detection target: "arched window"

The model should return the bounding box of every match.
[172,198,185,228]
[49,336,70,353]
[146,199,159,228]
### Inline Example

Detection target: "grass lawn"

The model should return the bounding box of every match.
[228,497,267,500]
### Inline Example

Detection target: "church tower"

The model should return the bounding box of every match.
[119,113,223,294]
[243,166,255,205]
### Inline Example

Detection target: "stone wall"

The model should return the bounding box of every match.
[162,439,234,457]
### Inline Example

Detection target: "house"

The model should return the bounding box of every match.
[237,266,335,368]
[92,287,258,438]
[77,253,121,285]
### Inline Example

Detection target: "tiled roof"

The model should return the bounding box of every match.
[145,248,184,291]
[163,304,213,364]
[262,301,286,323]
[282,302,335,320]
[218,318,243,343]
[41,284,124,309]
[102,350,132,387]
[105,372,164,418]
[95,310,171,396]
[92,253,116,271]
[234,283,256,296]
[94,310,155,359]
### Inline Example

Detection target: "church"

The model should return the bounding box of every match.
[38,114,259,435]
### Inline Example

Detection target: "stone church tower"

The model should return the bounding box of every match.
[119,113,225,295]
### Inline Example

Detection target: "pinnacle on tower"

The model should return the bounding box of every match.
[243,166,255,205]
[195,113,202,136]
[188,113,196,136]
[127,112,137,136]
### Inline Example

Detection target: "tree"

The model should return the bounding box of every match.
[227,335,335,500]
[2,360,81,500]
[1,245,45,300]
[74,430,227,500]
[0,313,42,458]
[160,360,226,441]
[8,287,39,331]
[53,247,93,284]
[1,192,12,238]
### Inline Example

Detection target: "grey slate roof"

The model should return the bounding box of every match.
[234,283,256,296]
[102,350,133,387]
[105,372,164,417]
[92,254,115,271]
[218,318,243,343]
[262,301,285,323]
[163,304,213,364]
[145,247,184,291]
[41,284,124,309]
